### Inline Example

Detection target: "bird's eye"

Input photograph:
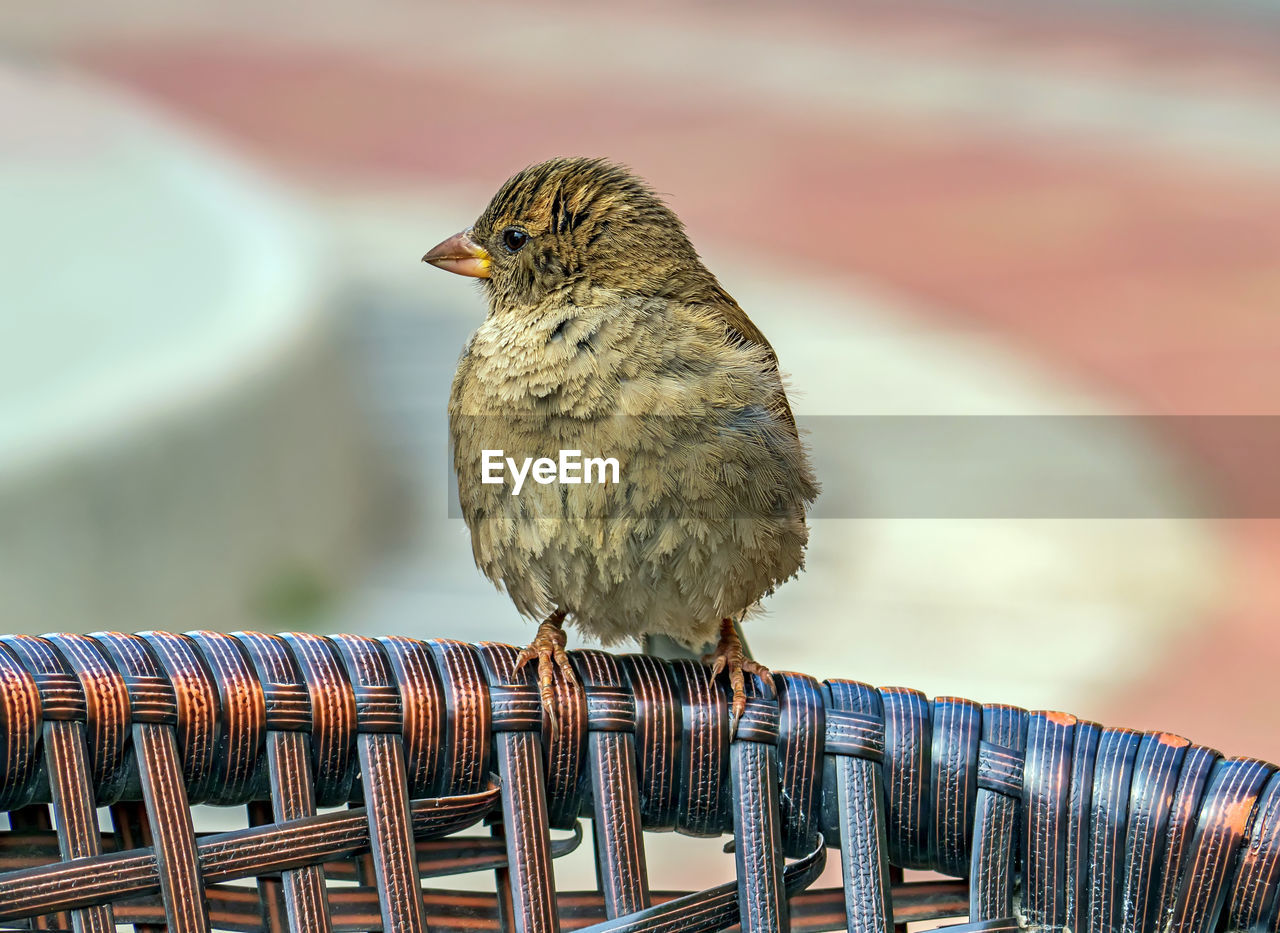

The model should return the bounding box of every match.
[501,227,529,252]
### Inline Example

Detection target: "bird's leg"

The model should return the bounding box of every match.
[703,618,773,735]
[512,610,577,738]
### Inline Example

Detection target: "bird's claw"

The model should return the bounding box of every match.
[703,620,773,737]
[513,616,576,742]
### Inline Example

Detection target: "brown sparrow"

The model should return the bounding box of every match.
[424,158,818,732]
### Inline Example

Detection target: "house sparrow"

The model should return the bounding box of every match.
[424,158,818,732]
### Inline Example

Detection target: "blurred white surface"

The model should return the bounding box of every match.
[0,67,382,632]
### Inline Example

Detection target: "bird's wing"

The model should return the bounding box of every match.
[706,285,800,437]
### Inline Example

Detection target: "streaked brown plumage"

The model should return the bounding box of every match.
[424,158,818,729]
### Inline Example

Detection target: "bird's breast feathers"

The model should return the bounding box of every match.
[449,296,817,522]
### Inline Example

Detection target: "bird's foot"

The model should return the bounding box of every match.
[512,612,576,740]
[703,619,773,736]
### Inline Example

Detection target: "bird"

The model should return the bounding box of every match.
[423,157,818,733]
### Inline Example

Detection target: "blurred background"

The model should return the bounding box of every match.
[2,0,1279,902]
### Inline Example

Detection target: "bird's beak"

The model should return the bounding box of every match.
[422,230,491,278]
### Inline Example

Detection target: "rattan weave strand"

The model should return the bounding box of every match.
[0,631,1273,932]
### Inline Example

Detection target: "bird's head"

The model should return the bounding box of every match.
[423,157,710,310]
